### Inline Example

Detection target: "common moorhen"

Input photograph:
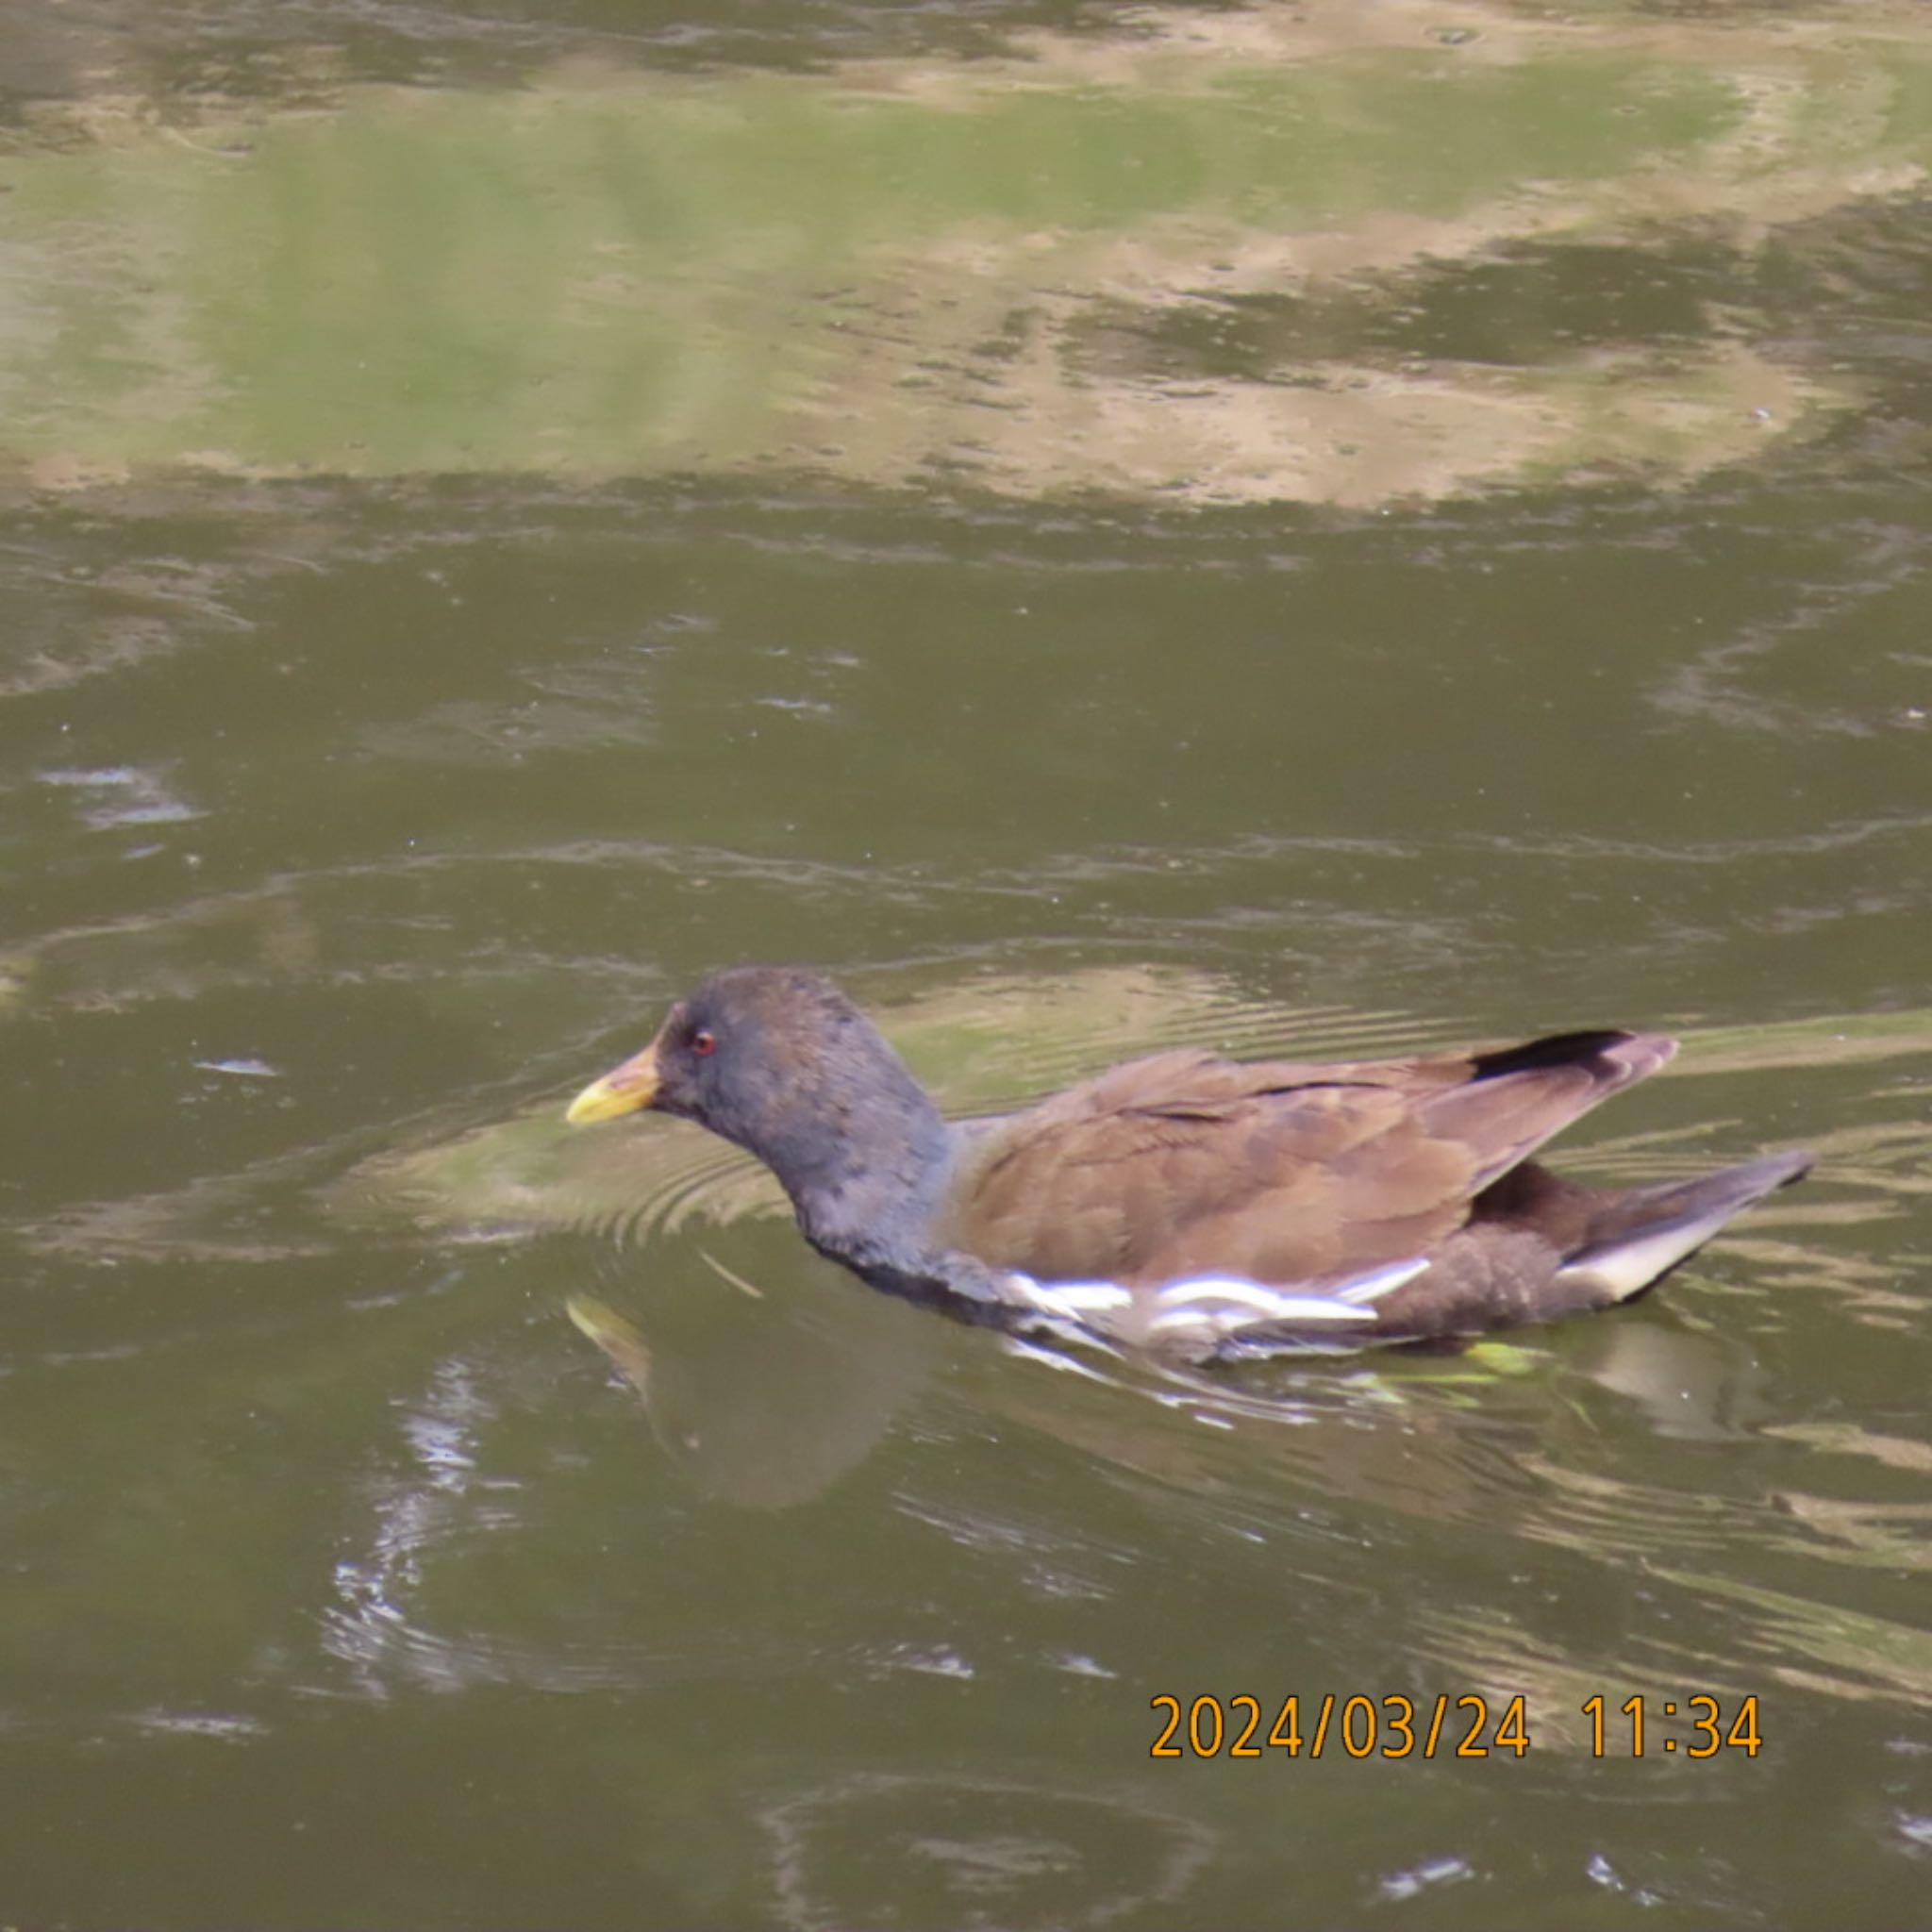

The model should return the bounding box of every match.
[566,968,1812,1361]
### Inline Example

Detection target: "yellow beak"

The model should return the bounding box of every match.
[565,1038,662,1124]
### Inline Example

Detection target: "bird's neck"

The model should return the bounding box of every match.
[763,1049,958,1269]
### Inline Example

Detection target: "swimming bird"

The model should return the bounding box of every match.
[565,967,1812,1362]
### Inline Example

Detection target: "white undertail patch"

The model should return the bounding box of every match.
[1555,1212,1740,1303]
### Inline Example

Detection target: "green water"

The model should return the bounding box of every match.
[3,2,1930,1925]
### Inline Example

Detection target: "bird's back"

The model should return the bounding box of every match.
[932,1030,1676,1295]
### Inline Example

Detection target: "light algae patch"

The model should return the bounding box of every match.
[3,5,1929,500]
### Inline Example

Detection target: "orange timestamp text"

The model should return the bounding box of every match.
[1150,1692,1764,1759]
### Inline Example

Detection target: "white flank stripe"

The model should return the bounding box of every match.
[1000,1259,1427,1347]
[1153,1275,1301,1314]
[1004,1275,1133,1317]
[1333,1257,1431,1304]
[1146,1296,1376,1338]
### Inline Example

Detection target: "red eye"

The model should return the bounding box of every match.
[691,1029,717,1058]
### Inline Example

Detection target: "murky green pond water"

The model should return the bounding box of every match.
[4,1,1930,1924]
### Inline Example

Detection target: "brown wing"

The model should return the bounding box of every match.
[933,1031,1675,1289]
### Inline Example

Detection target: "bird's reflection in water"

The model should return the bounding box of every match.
[1561,1312,1771,1441]
[560,1231,1932,1736]
[567,1247,939,1508]
[564,1234,1769,1516]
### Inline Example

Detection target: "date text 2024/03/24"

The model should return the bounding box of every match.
[1149,1693,1764,1759]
